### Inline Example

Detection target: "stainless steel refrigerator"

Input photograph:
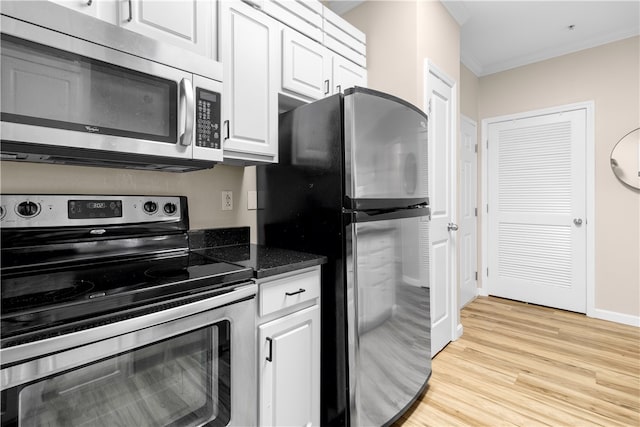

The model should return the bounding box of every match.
[257,87,431,427]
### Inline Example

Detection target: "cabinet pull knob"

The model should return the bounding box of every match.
[285,288,306,296]
[87,0,92,5]
[266,337,273,362]
[336,85,342,93]
[324,79,330,95]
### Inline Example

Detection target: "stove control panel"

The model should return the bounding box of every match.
[0,195,183,228]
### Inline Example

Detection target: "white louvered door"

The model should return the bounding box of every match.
[487,109,586,313]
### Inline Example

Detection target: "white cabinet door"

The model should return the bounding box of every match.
[332,55,367,94]
[281,27,331,101]
[120,0,215,59]
[49,0,117,22]
[221,1,278,163]
[487,109,587,313]
[259,305,320,427]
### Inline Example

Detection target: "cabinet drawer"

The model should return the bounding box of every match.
[260,268,320,317]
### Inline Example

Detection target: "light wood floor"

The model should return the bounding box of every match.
[393,296,640,427]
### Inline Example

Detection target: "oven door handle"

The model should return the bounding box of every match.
[0,282,257,383]
[179,78,194,147]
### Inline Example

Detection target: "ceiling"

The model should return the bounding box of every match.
[326,1,640,77]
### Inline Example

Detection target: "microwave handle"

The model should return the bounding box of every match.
[179,78,194,147]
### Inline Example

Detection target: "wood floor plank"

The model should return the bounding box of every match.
[393,296,640,427]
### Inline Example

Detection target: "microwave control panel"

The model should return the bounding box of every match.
[195,88,221,150]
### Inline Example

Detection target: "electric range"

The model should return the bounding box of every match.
[0,194,257,427]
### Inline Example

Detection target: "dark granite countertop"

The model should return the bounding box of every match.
[189,227,327,279]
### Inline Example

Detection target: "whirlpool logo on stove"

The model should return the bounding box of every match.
[84,126,101,133]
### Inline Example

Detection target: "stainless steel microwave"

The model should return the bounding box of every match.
[0,2,222,172]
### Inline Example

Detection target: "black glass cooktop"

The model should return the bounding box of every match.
[0,251,252,344]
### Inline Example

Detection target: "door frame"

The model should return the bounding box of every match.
[423,58,462,346]
[480,101,595,317]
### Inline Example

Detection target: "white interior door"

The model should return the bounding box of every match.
[425,61,457,357]
[460,115,478,307]
[487,108,587,313]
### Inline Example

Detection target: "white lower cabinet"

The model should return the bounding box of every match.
[257,267,321,427]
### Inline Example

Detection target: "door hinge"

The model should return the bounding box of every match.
[486,204,489,213]
[487,268,489,277]
[474,143,478,153]
[475,271,478,281]
[475,207,478,217]
[428,99,432,115]
[486,139,489,149]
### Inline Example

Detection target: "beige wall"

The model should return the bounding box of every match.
[460,63,479,120]
[343,1,418,104]
[344,0,459,110]
[0,162,258,240]
[476,36,640,317]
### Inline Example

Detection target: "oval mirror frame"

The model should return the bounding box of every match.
[610,127,640,189]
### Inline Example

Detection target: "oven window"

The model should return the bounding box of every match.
[0,34,177,143]
[17,321,230,427]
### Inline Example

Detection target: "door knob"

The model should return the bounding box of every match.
[573,218,583,226]
[447,223,459,231]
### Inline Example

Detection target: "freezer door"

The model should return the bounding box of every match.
[344,88,428,206]
[346,212,431,427]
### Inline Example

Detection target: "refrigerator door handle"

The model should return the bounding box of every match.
[352,206,430,223]
[346,197,429,211]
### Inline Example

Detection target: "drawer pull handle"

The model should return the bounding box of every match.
[285,288,306,297]
[266,337,273,362]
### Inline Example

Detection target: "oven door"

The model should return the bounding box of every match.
[0,15,195,160]
[0,283,257,427]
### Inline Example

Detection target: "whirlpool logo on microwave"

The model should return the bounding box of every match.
[84,126,101,133]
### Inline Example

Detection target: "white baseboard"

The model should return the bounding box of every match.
[477,287,489,297]
[591,308,640,327]
[455,323,464,340]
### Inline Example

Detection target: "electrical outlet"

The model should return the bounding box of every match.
[221,191,233,211]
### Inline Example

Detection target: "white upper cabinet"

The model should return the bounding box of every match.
[220,0,279,163]
[119,0,216,59]
[322,6,366,68]
[49,0,216,59]
[263,0,323,42]
[281,27,332,101]
[332,54,367,94]
[48,0,117,22]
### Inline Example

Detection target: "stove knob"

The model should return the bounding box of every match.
[143,201,158,214]
[16,201,40,217]
[0,206,5,220]
[163,202,177,215]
